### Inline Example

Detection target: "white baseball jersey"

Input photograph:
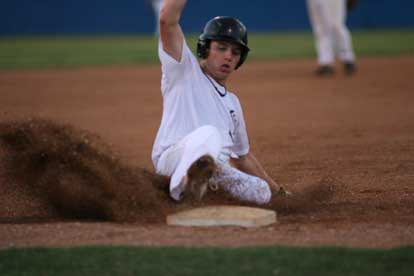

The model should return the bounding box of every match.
[151,38,250,169]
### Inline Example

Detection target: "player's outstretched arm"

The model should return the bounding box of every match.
[159,0,186,61]
[232,152,282,193]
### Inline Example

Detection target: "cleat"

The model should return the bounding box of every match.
[315,65,335,77]
[186,155,217,201]
[343,62,356,75]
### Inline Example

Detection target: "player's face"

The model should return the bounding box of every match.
[204,40,242,85]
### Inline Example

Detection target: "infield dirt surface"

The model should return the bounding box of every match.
[1,56,413,248]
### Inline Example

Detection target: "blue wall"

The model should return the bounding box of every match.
[1,0,414,36]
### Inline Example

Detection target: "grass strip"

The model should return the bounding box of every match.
[0,246,413,276]
[0,29,413,69]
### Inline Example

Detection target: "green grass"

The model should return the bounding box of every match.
[0,36,159,69]
[0,246,413,276]
[0,29,413,69]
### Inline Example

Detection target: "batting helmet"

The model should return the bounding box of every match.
[197,16,250,69]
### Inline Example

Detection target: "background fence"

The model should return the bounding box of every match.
[1,0,414,35]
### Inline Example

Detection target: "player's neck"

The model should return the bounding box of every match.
[200,63,227,86]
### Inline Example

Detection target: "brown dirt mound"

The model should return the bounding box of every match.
[0,118,173,223]
[0,118,334,223]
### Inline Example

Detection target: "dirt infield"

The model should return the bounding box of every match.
[1,56,414,248]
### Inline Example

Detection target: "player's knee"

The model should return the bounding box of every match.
[181,125,222,161]
[196,125,220,140]
[191,125,222,150]
[331,23,345,34]
[255,180,272,205]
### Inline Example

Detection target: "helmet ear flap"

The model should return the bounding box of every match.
[197,39,210,59]
[236,51,248,70]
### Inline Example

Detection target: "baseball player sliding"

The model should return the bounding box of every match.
[306,0,357,76]
[152,0,289,204]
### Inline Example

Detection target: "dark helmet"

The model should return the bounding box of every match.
[197,16,250,69]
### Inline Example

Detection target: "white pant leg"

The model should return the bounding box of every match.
[307,0,335,65]
[156,125,222,201]
[328,0,356,62]
[211,161,272,205]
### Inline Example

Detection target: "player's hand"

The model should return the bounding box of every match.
[276,186,293,196]
[269,180,292,196]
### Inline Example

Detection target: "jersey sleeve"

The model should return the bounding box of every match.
[231,95,250,156]
[158,38,198,95]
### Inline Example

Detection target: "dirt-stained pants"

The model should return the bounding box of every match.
[156,125,271,204]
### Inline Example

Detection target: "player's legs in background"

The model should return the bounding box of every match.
[156,125,222,201]
[211,161,272,205]
[306,0,335,76]
[329,0,357,75]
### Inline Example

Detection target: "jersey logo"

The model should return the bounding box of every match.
[230,110,238,126]
[229,110,238,142]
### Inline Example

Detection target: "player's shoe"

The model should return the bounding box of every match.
[343,62,356,76]
[315,65,335,77]
[181,155,217,201]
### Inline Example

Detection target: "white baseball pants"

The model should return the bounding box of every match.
[156,125,271,204]
[306,0,355,65]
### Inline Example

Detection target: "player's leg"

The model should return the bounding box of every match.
[306,0,335,75]
[156,125,222,201]
[211,161,272,205]
[329,0,356,74]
